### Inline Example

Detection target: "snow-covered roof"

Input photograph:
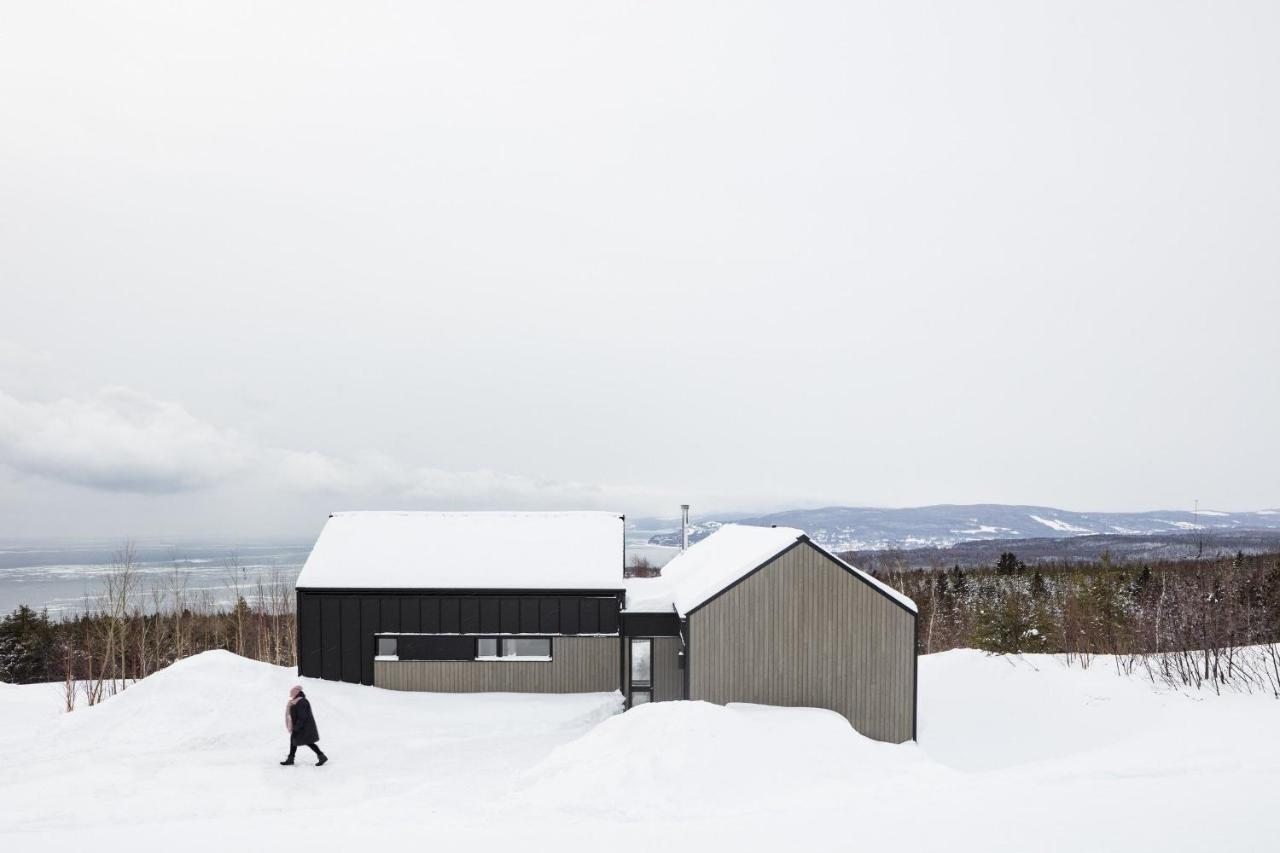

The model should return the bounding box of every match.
[624,524,916,615]
[295,511,625,590]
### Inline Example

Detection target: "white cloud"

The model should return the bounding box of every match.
[0,387,661,511]
[0,387,251,493]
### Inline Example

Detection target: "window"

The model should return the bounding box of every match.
[376,637,398,659]
[475,637,552,661]
[501,638,551,659]
[629,638,652,708]
[630,638,652,683]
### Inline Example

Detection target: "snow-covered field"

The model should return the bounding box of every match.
[1,650,1272,851]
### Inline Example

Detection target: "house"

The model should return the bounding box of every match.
[295,511,918,743]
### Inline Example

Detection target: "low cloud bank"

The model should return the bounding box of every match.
[0,386,659,511]
[0,387,250,493]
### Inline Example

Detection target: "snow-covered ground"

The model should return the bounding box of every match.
[1,650,1273,851]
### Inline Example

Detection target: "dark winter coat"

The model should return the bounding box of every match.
[289,695,320,746]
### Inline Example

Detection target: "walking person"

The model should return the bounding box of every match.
[281,686,328,766]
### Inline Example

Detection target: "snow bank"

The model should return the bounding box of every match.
[919,649,1275,780]
[54,650,298,752]
[50,650,621,753]
[516,700,931,819]
[0,680,64,751]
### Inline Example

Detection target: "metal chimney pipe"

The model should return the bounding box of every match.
[680,504,690,552]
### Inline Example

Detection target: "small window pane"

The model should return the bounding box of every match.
[630,639,651,683]
[376,637,398,658]
[631,691,651,706]
[477,638,498,658]
[501,638,551,658]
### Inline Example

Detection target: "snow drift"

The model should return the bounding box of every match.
[518,700,935,819]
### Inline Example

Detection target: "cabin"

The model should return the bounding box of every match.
[295,511,917,743]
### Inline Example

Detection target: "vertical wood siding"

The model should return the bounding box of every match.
[374,637,619,693]
[687,543,916,743]
[653,636,684,701]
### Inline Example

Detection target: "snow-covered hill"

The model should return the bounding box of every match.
[644,504,1280,551]
[1,649,1273,851]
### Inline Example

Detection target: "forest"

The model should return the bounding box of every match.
[871,549,1280,695]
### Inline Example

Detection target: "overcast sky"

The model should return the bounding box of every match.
[2,1,1278,540]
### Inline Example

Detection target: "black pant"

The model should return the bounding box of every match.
[288,742,324,760]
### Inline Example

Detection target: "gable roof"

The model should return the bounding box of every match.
[295,511,625,591]
[624,523,917,616]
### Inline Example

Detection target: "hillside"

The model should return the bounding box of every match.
[644,504,1280,552]
[1,649,1273,851]
[848,529,1280,570]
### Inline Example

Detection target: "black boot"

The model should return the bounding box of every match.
[280,756,295,765]
[316,752,328,766]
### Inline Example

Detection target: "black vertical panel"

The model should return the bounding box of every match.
[500,598,519,633]
[381,597,400,633]
[421,597,440,633]
[320,596,342,680]
[539,598,559,633]
[480,598,500,632]
[440,598,460,633]
[340,597,360,683]
[400,597,420,633]
[520,598,539,633]
[460,598,480,633]
[360,597,379,685]
[560,597,579,634]
[398,636,477,660]
[580,598,600,633]
[299,593,322,677]
[599,597,619,635]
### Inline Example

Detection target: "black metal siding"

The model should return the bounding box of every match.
[400,597,420,633]
[299,593,322,677]
[320,596,341,681]
[621,612,681,637]
[298,590,624,686]
[360,597,378,685]
[340,597,360,684]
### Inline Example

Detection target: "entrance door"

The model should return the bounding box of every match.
[628,638,652,706]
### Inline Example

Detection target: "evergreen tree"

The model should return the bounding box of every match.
[973,585,1041,653]
[996,552,1026,576]
[0,605,55,684]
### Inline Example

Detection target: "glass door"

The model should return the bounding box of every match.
[629,638,652,706]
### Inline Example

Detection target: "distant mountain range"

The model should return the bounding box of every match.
[643,504,1280,553]
[847,530,1280,570]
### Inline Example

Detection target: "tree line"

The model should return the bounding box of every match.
[869,549,1280,696]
